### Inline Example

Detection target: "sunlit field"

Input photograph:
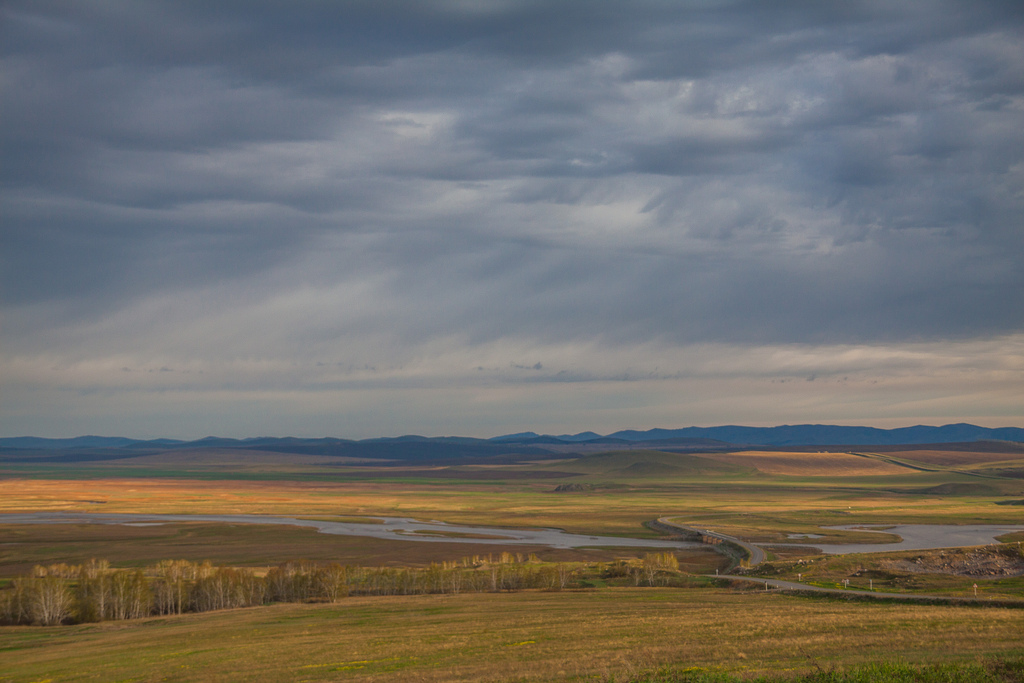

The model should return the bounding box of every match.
[2,445,1024,681]
[2,446,1023,576]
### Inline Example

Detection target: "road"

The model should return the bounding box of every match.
[653,517,1024,606]
[656,517,766,566]
[715,574,1024,606]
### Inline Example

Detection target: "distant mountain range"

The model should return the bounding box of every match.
[0,434,553,464]
[493,423,1024,446]
[2,423,1022,453]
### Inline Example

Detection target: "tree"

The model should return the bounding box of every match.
[30,576,73,625]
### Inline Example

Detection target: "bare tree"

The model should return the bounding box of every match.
[31,576,73,625]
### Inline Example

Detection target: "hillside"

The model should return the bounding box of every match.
[555,450,751,478]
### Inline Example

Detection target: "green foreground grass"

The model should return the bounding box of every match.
[623,658,1024,682]
[2,588,1023,682]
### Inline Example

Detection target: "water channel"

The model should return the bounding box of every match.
[0,512,699,550]
[807,524,1024,555]
[2,514,1021,555]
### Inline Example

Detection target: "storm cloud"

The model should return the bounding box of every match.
[2,1,1022,437]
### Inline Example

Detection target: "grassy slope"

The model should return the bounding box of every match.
[3,589,1024,682]
[545,450,752,477]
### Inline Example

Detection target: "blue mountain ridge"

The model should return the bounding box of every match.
[490,423,1024,446]
[598,423,1024,446]
[2,423,1022,450]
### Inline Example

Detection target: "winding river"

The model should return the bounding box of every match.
[2,513,1021,555]
[0,512,700,550]
[808,524,1024,554]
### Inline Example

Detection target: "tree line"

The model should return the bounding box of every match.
[0,552,683,627]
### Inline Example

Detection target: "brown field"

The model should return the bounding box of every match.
[2,588,1023,682]
[698,451,913,477]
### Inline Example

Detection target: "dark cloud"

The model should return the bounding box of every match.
[2,1,1023,436]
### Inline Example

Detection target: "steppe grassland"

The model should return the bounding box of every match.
[2,589,1023,683]
[1,457,1022,544]
[2,447,1022,576]
[3,448,1024,681]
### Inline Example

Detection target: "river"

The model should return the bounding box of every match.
[797,524,1024,554]
[4,513,1021,555]
[0,512,700,550]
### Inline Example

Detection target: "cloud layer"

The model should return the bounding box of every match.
[3,1,1023,437]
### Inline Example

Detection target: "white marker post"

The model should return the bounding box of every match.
[974,584,978,598]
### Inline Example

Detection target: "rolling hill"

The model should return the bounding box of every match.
[554,450,752,478]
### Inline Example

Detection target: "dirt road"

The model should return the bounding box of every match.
[716,574,1024,606]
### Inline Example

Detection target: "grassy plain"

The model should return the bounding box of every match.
[3,450,1023,538]
[3,588,1024,683]
[3,444,1024,680]
[2,447,1024,578]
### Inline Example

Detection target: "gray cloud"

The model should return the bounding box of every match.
[2,0,1022,436]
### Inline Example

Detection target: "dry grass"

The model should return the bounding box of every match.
[2,588,1023,682]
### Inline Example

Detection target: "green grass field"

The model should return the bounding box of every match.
[3,588,1023,682]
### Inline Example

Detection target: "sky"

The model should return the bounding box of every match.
[2,1,1023,439]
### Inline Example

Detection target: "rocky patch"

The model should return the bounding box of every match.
[552,483,594,492]
[882,546,1024,577]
